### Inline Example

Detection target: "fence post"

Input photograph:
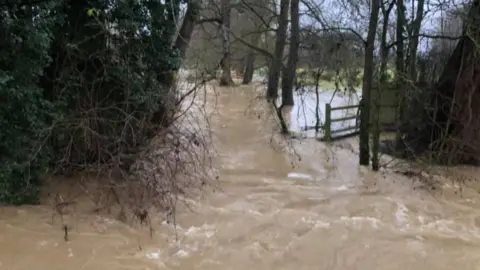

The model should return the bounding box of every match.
[325,103,332,141]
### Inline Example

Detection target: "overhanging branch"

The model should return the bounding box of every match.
[301,0,367,45]
[386,33,465,50]
[230,31,274,59]
[198,17,274,59]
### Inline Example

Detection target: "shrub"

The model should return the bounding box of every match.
[0,0,196,208]
[0,2,57,204]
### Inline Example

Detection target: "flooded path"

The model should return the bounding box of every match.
[2,84,480,269]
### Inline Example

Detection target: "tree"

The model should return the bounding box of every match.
[0,0,56,203]
[359,0,380,166]
[394,0,406,152]
[426,5,465,82]
[372,0,395,171]
[266,0,290,100]
[241,0,271,84]
[242,34,258,84]
[420,0,480,165]
[219,0,235,86]
[281,0,300,106]
[0,0,197,205]
[299,1,365,92]
[160,0,202,98]
[405,0,425,81]
[175,0,202,61]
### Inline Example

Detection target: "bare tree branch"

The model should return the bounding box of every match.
[386,33,465,50]
[230,31,274,59]
[238,0,275,31]
[301,0,367,44]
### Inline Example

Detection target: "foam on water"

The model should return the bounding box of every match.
[395,202,409,226]
[185,224,216,238]
[174,249,190,258]
[299,216,331,229]
[340,216,383,229]
[146,251,161,260]
[287,172,314,181]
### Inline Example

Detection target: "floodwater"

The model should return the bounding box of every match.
[284,86,360,137]
[2,83,480,270]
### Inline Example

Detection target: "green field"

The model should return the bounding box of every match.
[294,68,396,90]
[254,67,396,92]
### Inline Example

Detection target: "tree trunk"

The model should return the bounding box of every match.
[219,0,235,86]
[281,0,299,106]
[395,0,424,156]
[266,0,290,100]
[242,32,259,84]
[406,0,425,81]
[162,0,201,89]
[379,1,395,82]
[314,69,323,133]
[242,51,255,84]
[372,0,394,171]
[174,0,201,60]
[152,0,200,125]
[394,0,406,152]
[359,0,380,166]
[242,0,271,84]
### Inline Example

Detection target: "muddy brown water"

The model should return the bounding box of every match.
[2,84,480,270]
